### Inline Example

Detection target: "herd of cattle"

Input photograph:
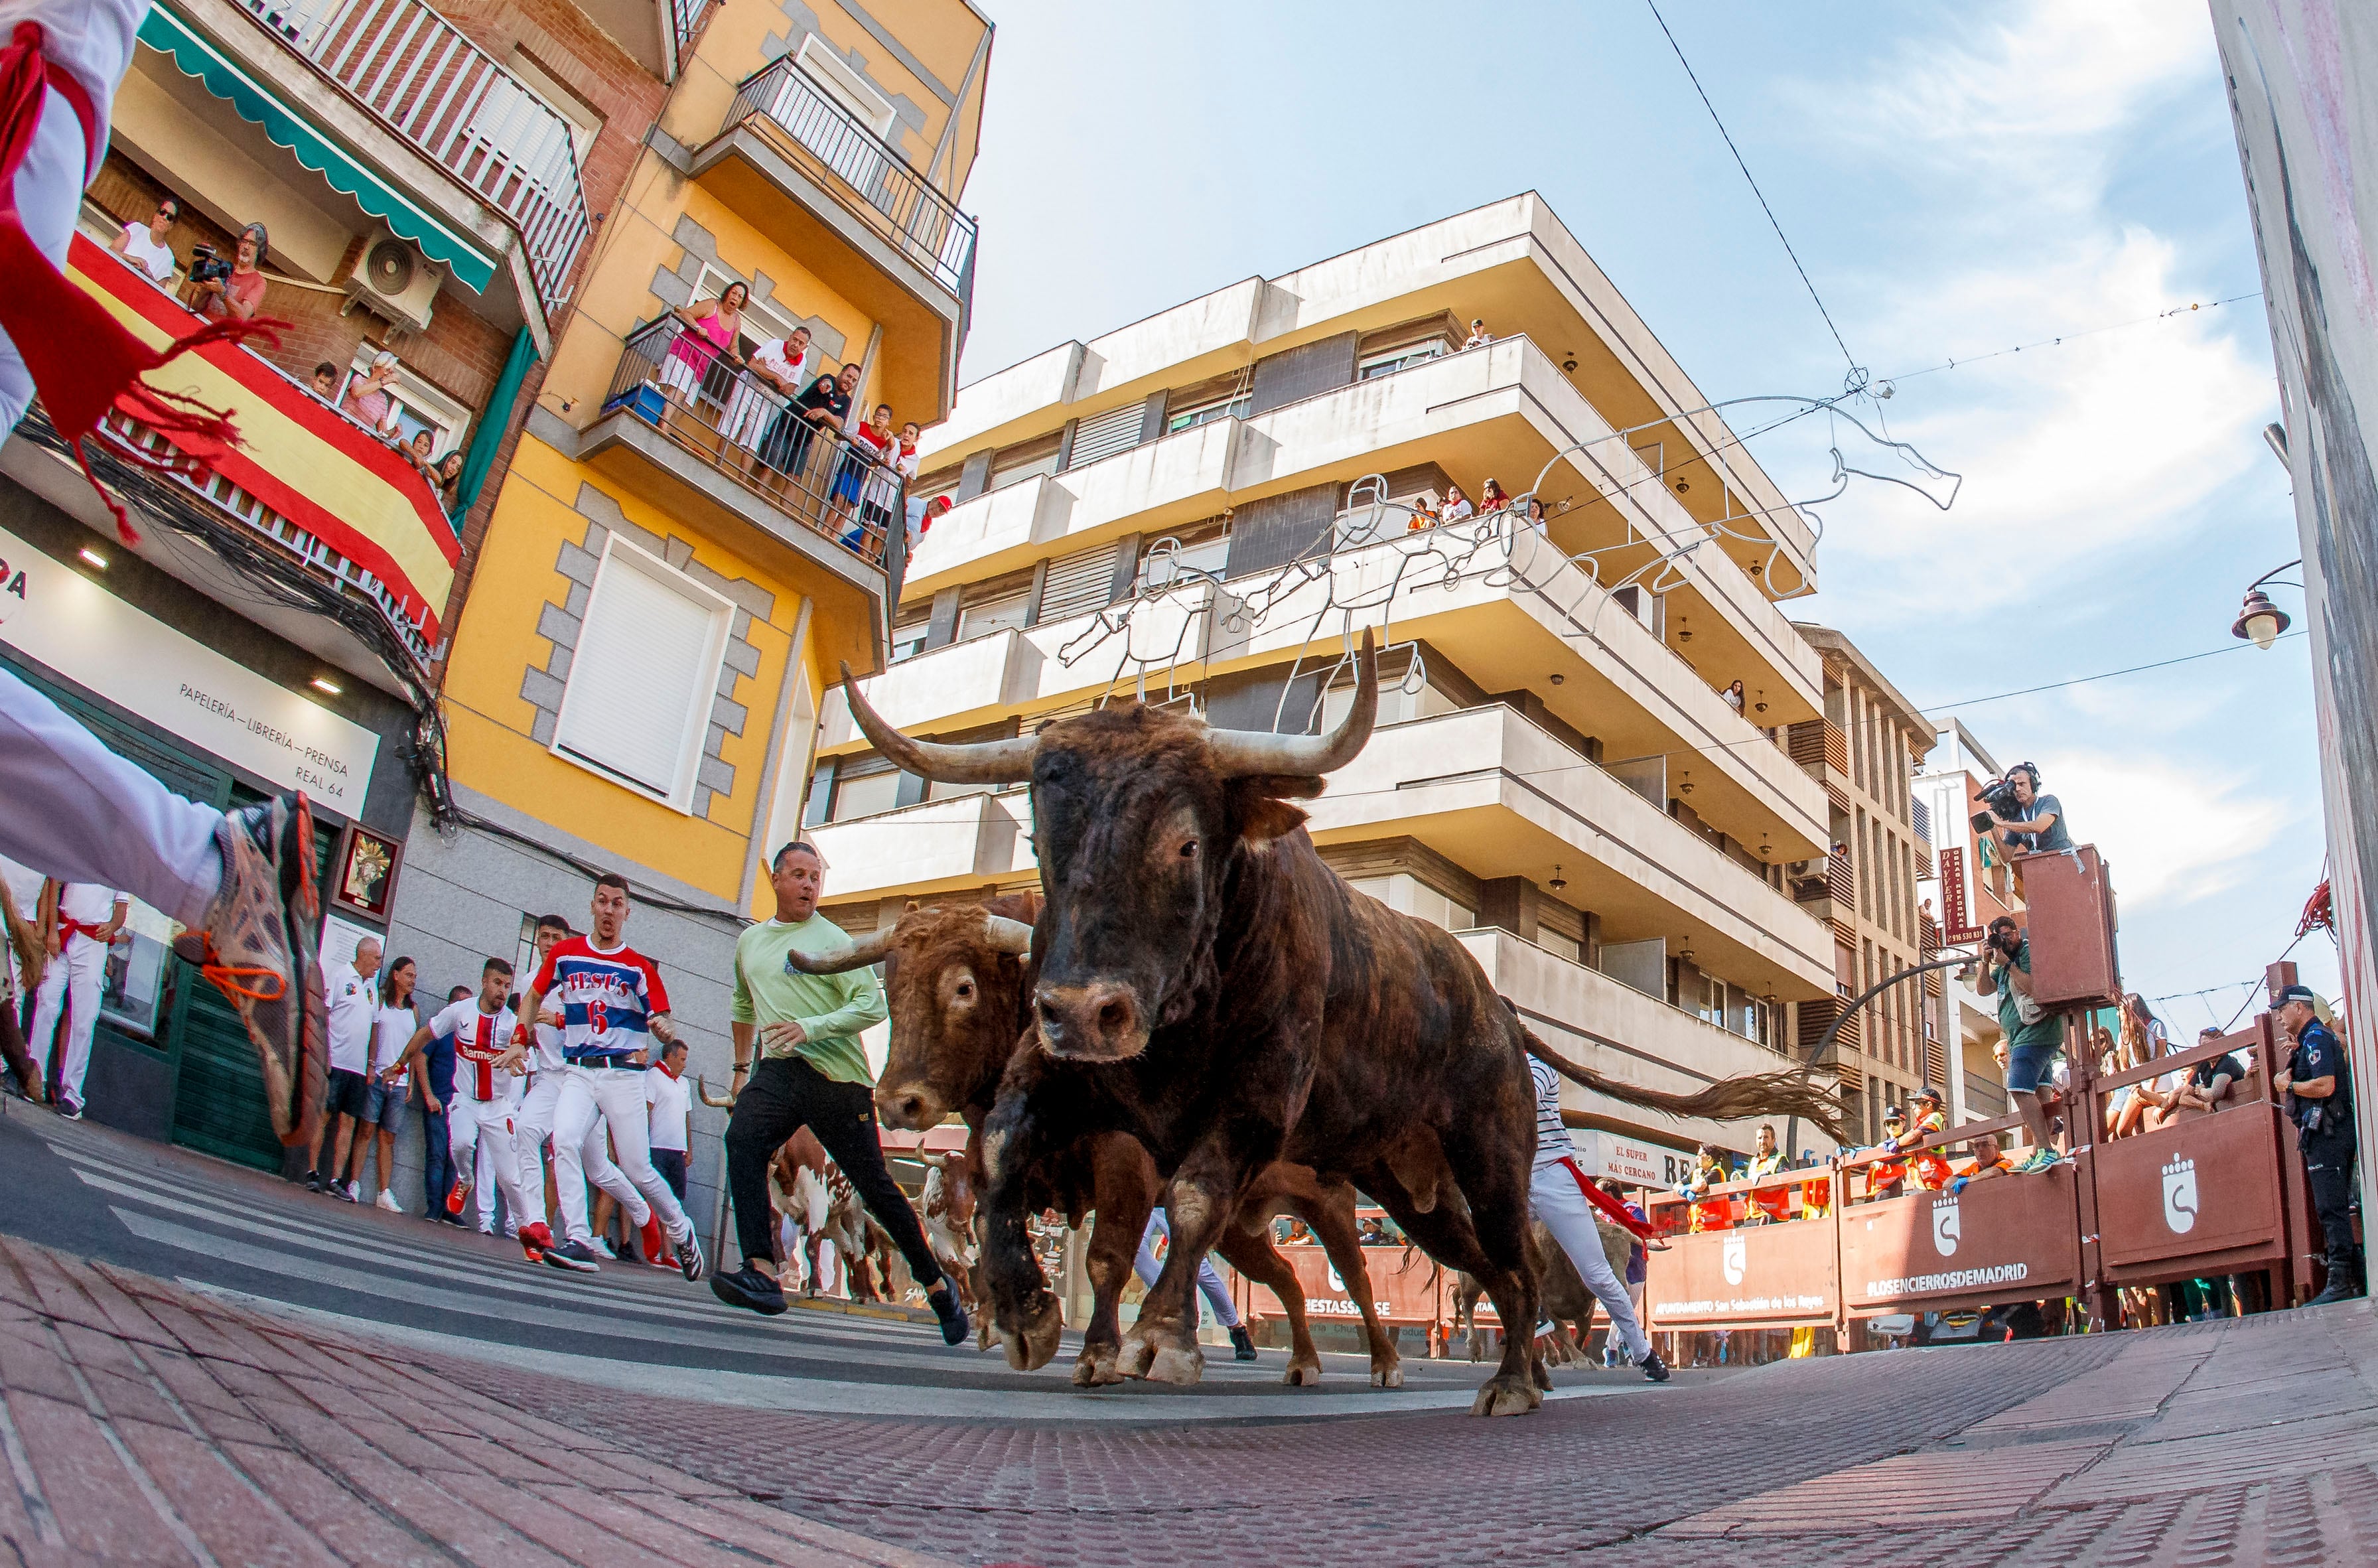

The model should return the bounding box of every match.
[797,631,1846,1416]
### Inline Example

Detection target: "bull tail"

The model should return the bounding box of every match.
[1521,1027,1851,1142]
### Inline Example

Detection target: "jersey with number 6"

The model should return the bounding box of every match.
[530,936,669,1067]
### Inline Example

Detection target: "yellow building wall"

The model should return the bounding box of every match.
[442,436,812,903]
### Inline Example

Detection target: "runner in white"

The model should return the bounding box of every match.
[507,912,660,1268]
[25,880,126,1118]
[402,957,535,1246]
[0,1,320,1149]
[500,875,703,1279]
[1530,1054,1669,1382]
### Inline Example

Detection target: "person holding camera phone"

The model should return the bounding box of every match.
[1979,762,2071,855]
[2274,983,2362,1304]
[1974,914,2065,1172]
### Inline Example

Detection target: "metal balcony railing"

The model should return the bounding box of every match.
[602,317,906,595]
[236,0,591,305]
[722,58,978,297]
[665,0,714,76]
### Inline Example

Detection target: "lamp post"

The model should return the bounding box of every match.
[2231,560,2301,650]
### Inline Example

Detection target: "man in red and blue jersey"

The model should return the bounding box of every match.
[501,874,704,1279]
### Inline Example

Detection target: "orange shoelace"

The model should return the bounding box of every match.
[193,932,287,1004]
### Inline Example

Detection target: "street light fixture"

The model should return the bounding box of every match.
[2231,559,2301,650]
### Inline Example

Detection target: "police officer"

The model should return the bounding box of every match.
[2273,983,2361,1305]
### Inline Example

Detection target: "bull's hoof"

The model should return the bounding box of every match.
[1145,1343,1206,1386]
[997,1291,1062,1372]
[1283,1355,1324,1388]
[1072,1343,1125,1387]
[1470,1372,1540,1418]
[1371,1359,1405,1390]
[1531,1355,1553,1391]
[1121,1319,1205,1386]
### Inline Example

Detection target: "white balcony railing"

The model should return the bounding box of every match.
[238,0,591,305]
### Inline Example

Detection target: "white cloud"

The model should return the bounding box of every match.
[2032,751,2292,909]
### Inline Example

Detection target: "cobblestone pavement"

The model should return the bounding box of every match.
[4,1109,2376,1565]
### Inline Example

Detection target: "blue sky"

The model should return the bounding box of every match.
[949,0,2334,1021]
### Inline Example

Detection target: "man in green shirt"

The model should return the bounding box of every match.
[1975,915,2065,1173]
[709,841,969,1344]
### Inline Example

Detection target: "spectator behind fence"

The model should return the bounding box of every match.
[778,362,857,490]
[307,362,338,401]
[1949,1131,2016,1194]
[188,221,267,320]
[659,281,748,409]
[851,403,900,550]
[737,323,813,469]
[1683,1143,1732,1232]
[1866,1108,1910,1199]
[342,352,403,439]
[1463,317,1492,348]
[109,195,177,287]
[2170,1027,2245,1118]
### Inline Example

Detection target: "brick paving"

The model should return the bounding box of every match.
[3,1115,2377,1565]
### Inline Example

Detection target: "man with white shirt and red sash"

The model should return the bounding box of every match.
[395,958,535,1250]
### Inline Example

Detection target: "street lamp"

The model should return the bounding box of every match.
[2232,560,2300,650]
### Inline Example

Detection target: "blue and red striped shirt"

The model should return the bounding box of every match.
[531,936,670,1066]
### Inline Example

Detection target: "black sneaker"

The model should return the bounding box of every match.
[928,1280,971,1346]
[675,1227,706,1284]
[710,1265,788,1316]
[1229,1324,1259,1362]
[541,1239,600,1273]
[305,1169,325,1193]
[1639,1349,1671,1383]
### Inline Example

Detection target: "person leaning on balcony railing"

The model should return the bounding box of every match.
[108,194,178,288]
[1442,482,1474,522]
[342,352,403,440]
[779,362,857,492]
[307,362,339,401]
[1478,477,1510,512]
[847,403,903,554]
[435,452,464,516]
[188,222,268,321]
[658,281,748,412]
[738,324,812,472]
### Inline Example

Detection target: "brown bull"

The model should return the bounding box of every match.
[843,630,1843,1418]
[790,897,1403,1388]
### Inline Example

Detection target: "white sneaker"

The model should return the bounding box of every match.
[375,1189,402,1213]
[592,1237,619,1260]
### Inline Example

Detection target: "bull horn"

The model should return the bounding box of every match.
[841,662,1040,784]
[981,914,1034,956]
[784,924,900,973]
[1202,629,1378,778]
[697,1075,736,1109]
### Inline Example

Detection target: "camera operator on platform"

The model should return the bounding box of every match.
[1981,762,2072,856]
[1973,914,2065,1174]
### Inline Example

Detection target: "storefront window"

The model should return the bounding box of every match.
[98,900,177,1040]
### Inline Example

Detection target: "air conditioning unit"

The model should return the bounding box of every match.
[344,235,441,334]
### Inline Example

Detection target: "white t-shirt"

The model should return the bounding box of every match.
[749,337,809,390]
[433,997,519,1103]
[56,883,123,928]
[116,222,173,285]
[646,1066,691,1153]
[512,986,567,1072]
[369,1003,417,1085]
[323,961,377,1075]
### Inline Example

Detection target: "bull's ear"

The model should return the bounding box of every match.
[904,898,922,912]
[1228,776,1318,843]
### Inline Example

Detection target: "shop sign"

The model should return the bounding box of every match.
[0,524,377,807]
[1569,1129,1698,1188]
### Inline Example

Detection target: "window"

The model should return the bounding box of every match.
[1345,874,1472,933]
[957,592,1030,642]
[831,768,902,821]
[890,613,930,663]
[506,50,602,166]
[1166,393,1249,434]
[1359,342,1444,380]
[794,35,898,138]
[551,539,733,810]
[1321,676,1458,731]
[1065,403,1146,470]
[1037,540,1122,624]
[341,346,470,460]
[1538,929,1582,964]
[1139,522,1231,589]
[989,433,1062,492]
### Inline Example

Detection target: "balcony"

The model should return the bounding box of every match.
[1456,928,1806,1149]
[1,235,458,692]
[577,317,903,670]
[189,0,589,322]
[804,788,1031,900]
[692,59,978,422]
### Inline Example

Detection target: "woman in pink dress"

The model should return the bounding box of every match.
[658,281,748,414]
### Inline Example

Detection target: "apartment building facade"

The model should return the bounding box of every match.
[1915,718,2024,1123]
[805,195,1846,1175]
[1,0,682,1168]
[1786,628,1941,1144]
[392,1,992,1225]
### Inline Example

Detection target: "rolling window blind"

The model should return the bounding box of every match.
[555,548,725,802]
[1036,541,1121,623]
[1065,404,1145,470]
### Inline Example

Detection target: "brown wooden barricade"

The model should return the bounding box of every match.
[1643,1169,1839,1332]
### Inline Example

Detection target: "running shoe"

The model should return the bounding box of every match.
[542,1239,600,1273]
[445,1178,469,1216]
[675,1227,705,1284]
[518,1220,555,1265]
[1640,1349,1671,1383]
[305,1169,326,1193]
[176,793,322,1149]
[929,1280,970,1346]
[336,1180,360,1204]
[591,1237,618,1261]
[1229,1324,1259,1362]
[710,1265,787,1316]
[639,1215,667,1266]
[56,1096,84,1122]
[376,1189,402,1214]
[478,1224,498,1238]
[2014,1147,2062,1175]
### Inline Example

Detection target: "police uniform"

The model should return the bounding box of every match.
[2286,1007,2361,1301]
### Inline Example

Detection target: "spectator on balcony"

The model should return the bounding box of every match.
[740,324,813,472]
[108,196,178,288]
[190,222,269,322]
[404,428,439,479]
[308,362,339,402]
[660,282,748,413]
[342,352,403,439]
[907,492,952,551]
[1722,679,1746,713]
[1478,477,1510,512]
[435,452,464,516]
[779,362,858,491]
[1442,482,1474,522]
[851,404,906,550]
[1463,317,1492,349]
[1522,496,1550,532]
[1407,494,1440,532]
[829,386,884,529]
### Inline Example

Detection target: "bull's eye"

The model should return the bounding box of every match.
[955,980,974,1000]
[1179,839,1199,861]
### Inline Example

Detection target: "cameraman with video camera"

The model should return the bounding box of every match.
[1977,762,2071,856]
[1973,914,2065,1173]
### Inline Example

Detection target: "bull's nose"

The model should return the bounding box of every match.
[1035,982,1143,1059]
[875,1085,933,1129]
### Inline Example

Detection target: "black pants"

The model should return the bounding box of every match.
[2303,1130,2362,1282]
[421,1106,452,1216]
[725,1055,941,1289]
[652,1147,688,1202]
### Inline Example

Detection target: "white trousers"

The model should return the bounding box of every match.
[1531,1156,1651,1363]
[448,1092,529,1232]
[0,670,223,930]
[514,1070,648,1234]
[551,1066,689,1246]
[27,929,104,1102]
[1134,1208,1240,1330]
[0,80,84,435]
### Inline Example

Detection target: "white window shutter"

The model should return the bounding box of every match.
[553,543,729,806]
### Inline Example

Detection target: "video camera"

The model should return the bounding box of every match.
[1969,764,2036,834]
[187,244,232,286]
